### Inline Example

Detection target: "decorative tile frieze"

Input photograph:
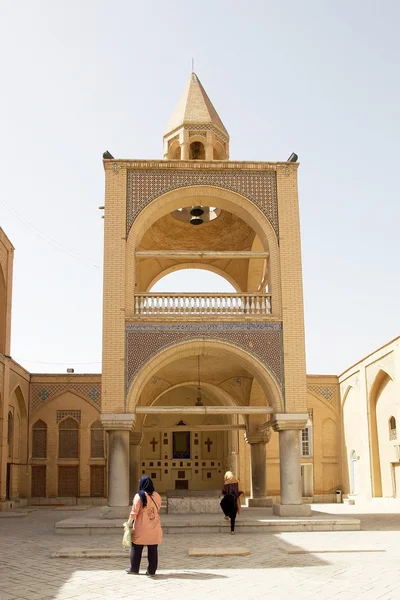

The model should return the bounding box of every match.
[126,322,283,394]
[126,169,278,236]
[30,382,101,413]
[307,384,338,408]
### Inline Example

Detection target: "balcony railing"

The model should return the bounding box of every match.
[134,293,272,316]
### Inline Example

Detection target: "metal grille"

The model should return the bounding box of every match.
[57,410,81,423]
[301,427,311,457]
[90,466,105,497]
[90,421,104,458]
[31,466,46,497]
[58,466,79,497]
[32,420,47,458]
[59,417,79,459]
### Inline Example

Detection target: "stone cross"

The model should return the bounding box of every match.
[204,437,213,452]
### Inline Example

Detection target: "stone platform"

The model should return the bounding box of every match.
[166,489,221,514]
[54,505,360,535]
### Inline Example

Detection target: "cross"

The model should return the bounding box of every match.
[150,438,158,452]
[204,437,213,452]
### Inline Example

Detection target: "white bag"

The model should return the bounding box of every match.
[122,521,132,549]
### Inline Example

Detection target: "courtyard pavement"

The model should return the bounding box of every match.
[0,504,399,600]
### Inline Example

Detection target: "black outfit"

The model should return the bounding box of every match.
[130,542,158,575]
[220,482,242,532]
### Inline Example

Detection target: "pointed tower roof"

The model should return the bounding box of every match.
[165,73,228,137]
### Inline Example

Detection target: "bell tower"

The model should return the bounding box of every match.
[163,72,229,160]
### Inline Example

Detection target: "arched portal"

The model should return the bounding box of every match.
[126,185,281,317]
[126,339,283,415]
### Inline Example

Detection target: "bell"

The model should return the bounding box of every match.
[190,206,204,217]
[190,215,203,225]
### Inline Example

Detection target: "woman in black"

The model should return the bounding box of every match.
[220,471,243,534]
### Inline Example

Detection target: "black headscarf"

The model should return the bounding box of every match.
[138,475,154,507]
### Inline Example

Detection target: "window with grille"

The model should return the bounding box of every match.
[32,420,47,458]
[90,465,105,497]
[390,416,397,441]
[90,420,104,458]
[31,466,46,497]
[59,417,79,459]
[301,425,312,457]
[58,466,79,497]
[7,412,13,458]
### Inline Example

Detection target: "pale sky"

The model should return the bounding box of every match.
[0,0,399,375]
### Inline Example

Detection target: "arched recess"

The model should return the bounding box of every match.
[147,264,241,293]
[9,385,28,464]
[126,339,283,416]
[0,265,6,354]
[126,186,281,317]
[369,369,394,497]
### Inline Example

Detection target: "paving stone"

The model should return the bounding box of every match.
[189,547,250,556]
[0,505,400,599]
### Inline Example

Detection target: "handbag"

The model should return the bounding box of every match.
[122,521,132,549]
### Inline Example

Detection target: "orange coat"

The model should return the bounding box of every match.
[129,491,163,546]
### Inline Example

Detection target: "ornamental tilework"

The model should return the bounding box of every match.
[57,410,81,424]
[30,382,101,413]
[126,322,283,394]
[307,384,338,408]
[126,169,278,236]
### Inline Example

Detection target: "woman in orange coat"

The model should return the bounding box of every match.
[126,476,163,576]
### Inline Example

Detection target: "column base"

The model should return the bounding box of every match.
[101,506,130,520]
[247,497,273,508]
[273,503,311,517]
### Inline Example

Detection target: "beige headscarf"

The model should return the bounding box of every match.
[223,471,242,513]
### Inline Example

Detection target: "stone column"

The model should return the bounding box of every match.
[101,414,135,518]
[245,432,272,507]
[129,432,143,500]
[271,414,311,516]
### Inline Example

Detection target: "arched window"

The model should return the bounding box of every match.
[7,412,13,458]
[32,420,47,458]
[189,141,205,160]
[59,417,79,459]
[389,416,397,441]
[90,420,104,458]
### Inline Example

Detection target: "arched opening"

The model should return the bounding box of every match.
[0,266,6,354]
[151,269,236,293]
[189,141,205,160]
[32,419,47,459]
[369,370,396,497]
[389,416,397,440]
[127,186,281,317]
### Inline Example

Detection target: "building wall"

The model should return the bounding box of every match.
[339,337,400,500]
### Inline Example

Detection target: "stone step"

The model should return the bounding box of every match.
[55,515,360,535]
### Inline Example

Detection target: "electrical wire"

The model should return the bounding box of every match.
[0,197,101,268]
[14,358,101,365]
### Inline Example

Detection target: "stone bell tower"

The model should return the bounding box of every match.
[101,72,309,517]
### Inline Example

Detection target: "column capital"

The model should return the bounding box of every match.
[101,413,135,431]
[244,431,271,445]
[271,413,308,432]
[130,431,143,445]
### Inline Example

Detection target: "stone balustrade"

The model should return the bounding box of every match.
[134,293,272,316]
